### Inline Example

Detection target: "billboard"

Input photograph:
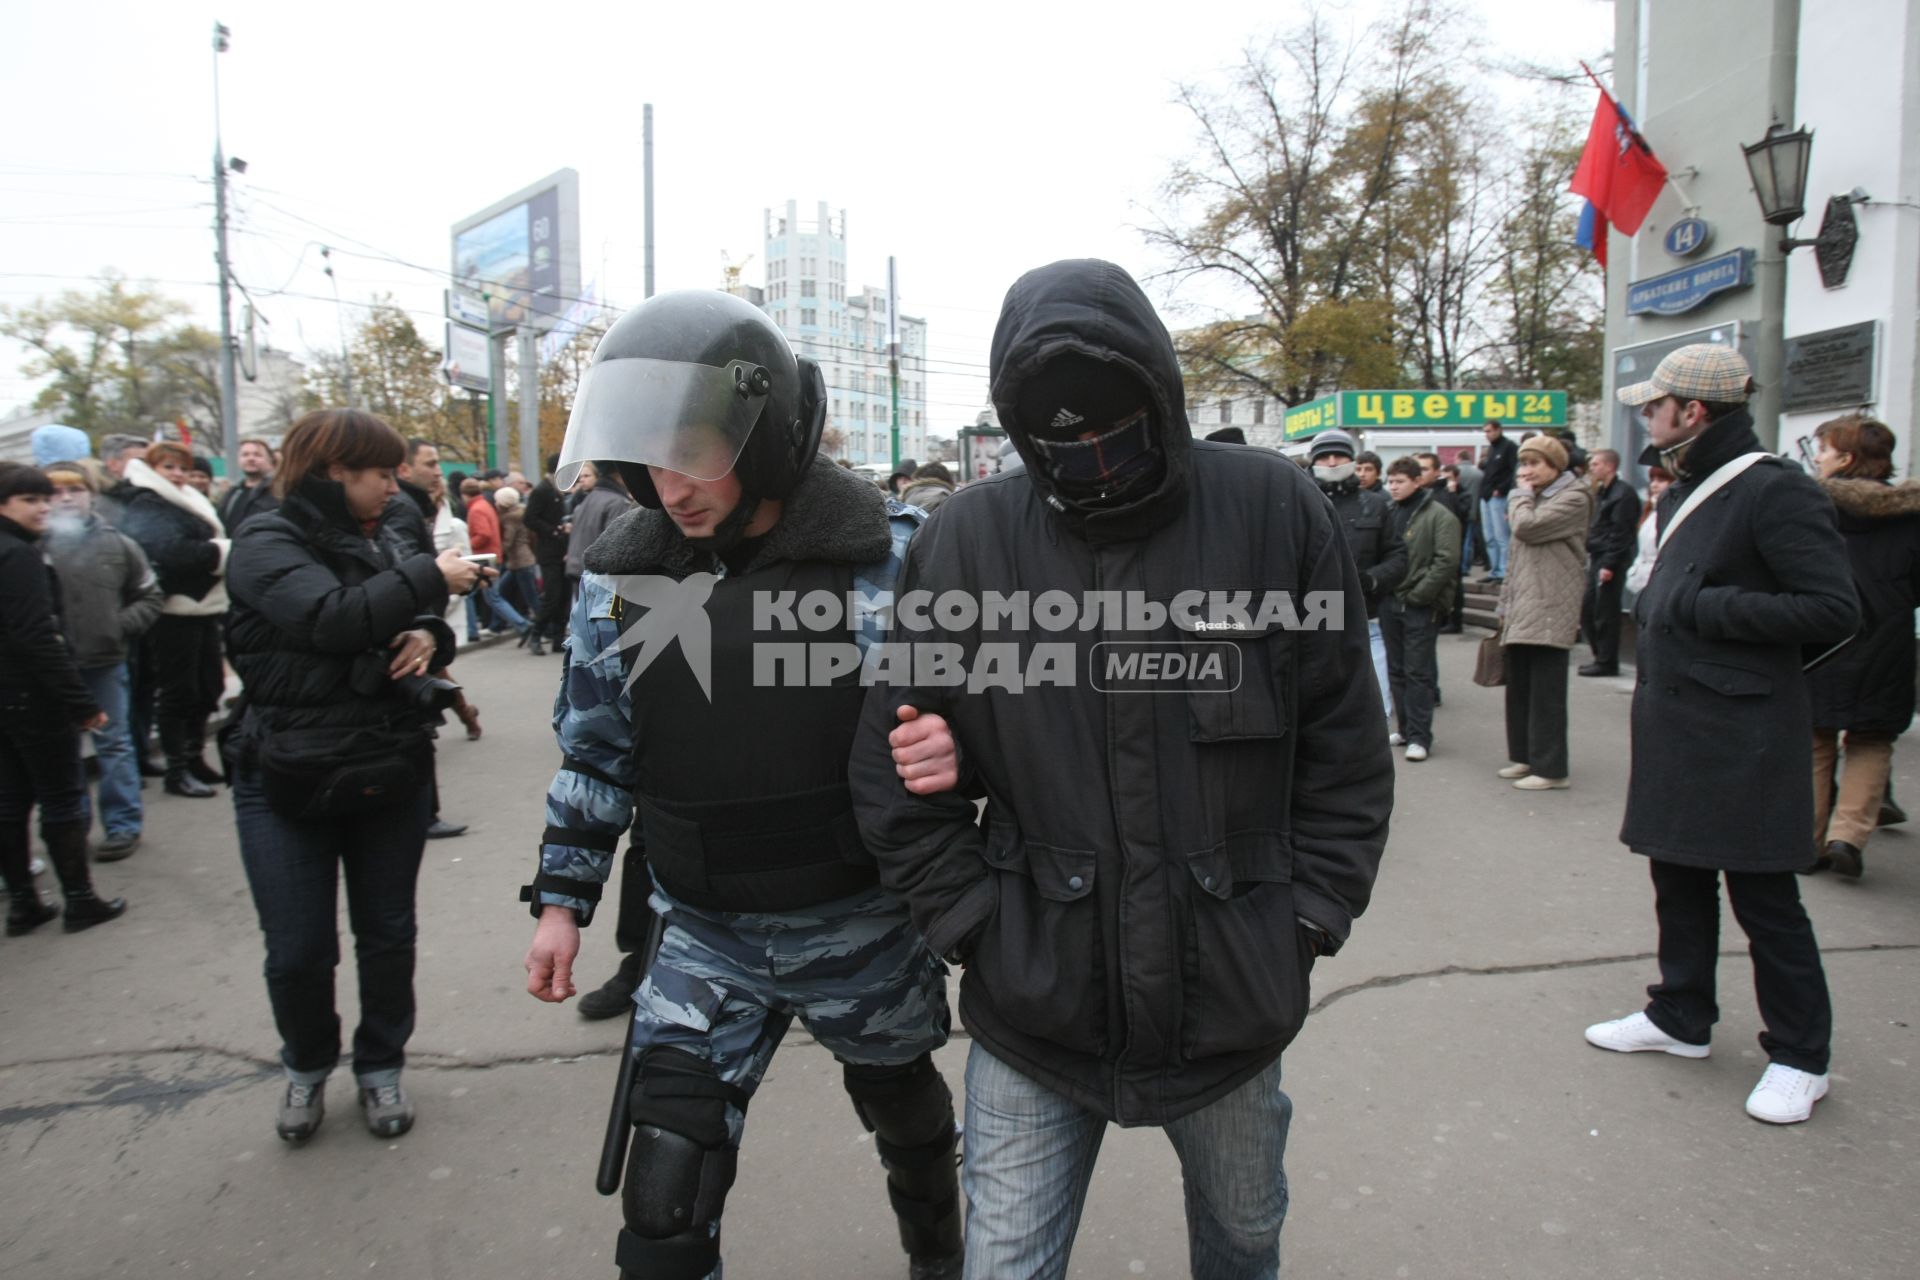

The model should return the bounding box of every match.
[452,169,581,332]
[445,321,491,392]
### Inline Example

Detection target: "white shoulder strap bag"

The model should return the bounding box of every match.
[1654,451,1772,555]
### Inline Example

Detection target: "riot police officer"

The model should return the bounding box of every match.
[520,291,961,1280]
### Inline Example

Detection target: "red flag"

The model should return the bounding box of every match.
[1569,90,1667,238]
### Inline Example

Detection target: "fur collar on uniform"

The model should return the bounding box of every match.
[125,457,226,536]
[1821,475,1920,519]
[585,454,893,577]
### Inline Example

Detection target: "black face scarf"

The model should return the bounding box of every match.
[1029,409,1165,506]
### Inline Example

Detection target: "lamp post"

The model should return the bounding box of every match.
[1741,121,1860,288]
[211,21,241,479]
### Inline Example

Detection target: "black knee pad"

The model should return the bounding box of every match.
[843,1053,961,1258]
[842,1053,957,1157]
[622,1048,746,1243]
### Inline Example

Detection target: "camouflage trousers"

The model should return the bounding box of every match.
[631,878,952,1151]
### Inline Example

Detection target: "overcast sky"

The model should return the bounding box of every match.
[1,0,1613,431]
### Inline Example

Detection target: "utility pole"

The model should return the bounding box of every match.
[211,21,240,479]
[517,327,539,479]
[643,104,656,298]
[887,255,900,471]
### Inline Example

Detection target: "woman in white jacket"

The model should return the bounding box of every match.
[113,442,231,798]
[1623,466,1675,597]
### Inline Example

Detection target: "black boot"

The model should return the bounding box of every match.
[185,716,224,786]
[843,1057,964,1278]
[44,821,126,932]
[577,951,645,1020]
[2,827,59,936]
[160,717,216,798]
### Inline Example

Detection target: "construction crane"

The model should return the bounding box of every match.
[720,250,756,294]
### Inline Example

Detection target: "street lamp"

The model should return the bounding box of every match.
[1741,122,1813,226]
[1740,121,1860,288]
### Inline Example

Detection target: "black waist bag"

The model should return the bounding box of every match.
[256,724,429,823]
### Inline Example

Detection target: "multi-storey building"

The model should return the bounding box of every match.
[761,199,928,468]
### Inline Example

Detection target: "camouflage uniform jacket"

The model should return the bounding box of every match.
[530,464,922,924]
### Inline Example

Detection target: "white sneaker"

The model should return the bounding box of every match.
[1388,732,1406,747]
[1745,1063,1829,1124]
[1514,774,1569,791]
[1496,762,1531,779]
[1404,744,1429,761]
[1583,1011,1710,1058]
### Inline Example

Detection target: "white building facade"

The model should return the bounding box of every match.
[1604,0,1920,474]
[761,200,928,468]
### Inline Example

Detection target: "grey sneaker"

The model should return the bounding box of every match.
[277,1079,326,1143]
[358,1082,415,1137]
[95,832,141,862]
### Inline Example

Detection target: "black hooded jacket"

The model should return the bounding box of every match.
[849,260,1392,1126]
[1316,477,1406,618]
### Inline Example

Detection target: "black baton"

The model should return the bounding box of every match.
[595,910,665,1196]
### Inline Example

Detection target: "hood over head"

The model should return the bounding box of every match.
[989,259,1191,537]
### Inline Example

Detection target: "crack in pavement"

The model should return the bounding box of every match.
[1305,940,1920,1014]
[3,943,1913,1109]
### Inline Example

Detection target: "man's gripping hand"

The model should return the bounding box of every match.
[524,905,581,1003]
[890,705,959,795]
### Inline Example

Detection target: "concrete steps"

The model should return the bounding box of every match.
[1461,576,1502,631]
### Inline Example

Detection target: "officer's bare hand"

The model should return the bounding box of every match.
[891,705,959,795]
[525,905,581,1003]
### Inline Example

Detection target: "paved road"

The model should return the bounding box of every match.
[2,634,1915,1278]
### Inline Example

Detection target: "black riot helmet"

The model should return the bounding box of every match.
[555,290,826,511]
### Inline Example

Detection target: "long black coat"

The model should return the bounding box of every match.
[849,259,1392,1127]
[1807,477,1920,735]
[225,478,455,743]
[1619,412,1858,871]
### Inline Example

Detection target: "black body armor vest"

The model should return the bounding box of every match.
[621,557,877,913]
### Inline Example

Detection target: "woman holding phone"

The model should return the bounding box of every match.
[225,409,487,1143]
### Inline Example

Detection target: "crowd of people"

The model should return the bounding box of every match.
[1,270,1910,1275]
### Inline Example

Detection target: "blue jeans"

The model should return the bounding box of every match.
[1368,617,1392,723]
[465,583,530,640]
[961,1044,1292,1280]
[80,664,141,839]
[1459,518,1478,576]
[1480,496,1511,579]
[232,767,432,1086]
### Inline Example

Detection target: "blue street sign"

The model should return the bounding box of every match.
[1664,216,1712,257]
[1626,249,1756,317]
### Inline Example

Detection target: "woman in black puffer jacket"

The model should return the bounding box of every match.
[225,409,487,1145]
[1807,415,1920,880]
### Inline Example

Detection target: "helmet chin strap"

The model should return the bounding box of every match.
[687,491,763,556]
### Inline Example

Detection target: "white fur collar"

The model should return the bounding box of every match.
[126,457,226,535]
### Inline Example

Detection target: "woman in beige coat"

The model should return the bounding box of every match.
[1498,435,1594,790]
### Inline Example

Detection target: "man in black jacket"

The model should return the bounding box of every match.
[1578,449,1642,676]
[1586,346,1856,1126]
[385,439,466,841]
[850,259,1392,1274]
[521,454,571,656]
[1309,428,1405,731]
[1477,420,1519,583]
[218,437,280,534]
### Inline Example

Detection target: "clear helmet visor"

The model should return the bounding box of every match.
[555,357,771,490]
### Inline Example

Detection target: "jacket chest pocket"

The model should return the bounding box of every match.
[973,819,1107,1058]
[1179,836,1310,1060]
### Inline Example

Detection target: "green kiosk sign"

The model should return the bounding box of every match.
[1284,389,1567,441]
